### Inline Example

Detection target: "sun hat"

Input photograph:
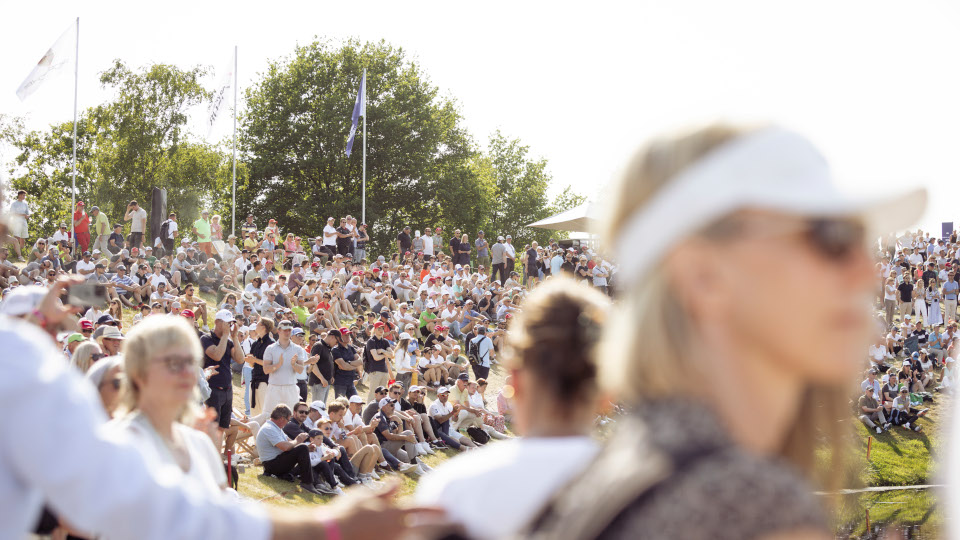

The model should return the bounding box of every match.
[101,326,125,340]
[612,127,927,288]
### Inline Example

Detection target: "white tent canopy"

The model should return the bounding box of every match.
[527,201,600,233]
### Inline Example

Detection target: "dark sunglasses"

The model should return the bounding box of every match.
[91,353,107,362]
[719,217,866,260]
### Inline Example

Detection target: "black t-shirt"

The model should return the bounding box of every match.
[250,335,274,385]
[922,270,937,288]
[283,418,309,440]
[108,232,124,248]
[200,333,234,389]
[397,232,411,252]
[362,402,380,424]
[897,282,914,302]
[526,248,537,270]
[449,237,460,257]
[561,261,576,274]
[309,340,335,385]
[913,329,929,346]
[365,336,391,373]
[423,332,441,352]
[411,401,426,415]
[332,344,358,383]
[336,227,351,249]
[356,230,368,250]
[374,411,398,444]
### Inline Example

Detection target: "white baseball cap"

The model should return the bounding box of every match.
[348,395,365,404]
[612,127,927,288]
[215,309,235,323]
[0,285,46,316]
[378,397,397,408]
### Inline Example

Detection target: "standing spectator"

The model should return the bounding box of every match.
[90,205,111,254]
[257,320,308,424]
[355,223,369,263]
[364,323,394,402]
[309,329,338,404]
[469,326,494,380]
[332,328,363,398]
[432,227,444,256]
[322,216,338,257]
[898,275,915,322]
[159,212,178,257]
[123,200,148,250]
[944,271,959,324]
[475,231,490,274]
[457,233,471,268]
[591,256,609,294]
[336,218,352,256]
[491,236,507,285]
[210,214,223,241]
[7,190,30,260]
[422,226,434,260]
[201,310,245,447]
[240,214,256,237]
[397,226,413,255]
[255,404,323,494]
[412,231,425,256]
[504,235,516,276]
[193,210,213,258]
[73,200,90,253]
[525,242,539,287]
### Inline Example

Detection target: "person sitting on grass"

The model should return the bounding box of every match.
[306,429,348,495]
[426,386,476,452]
[461,380,509,441]
[328,400,410,474]
[857,386,890,434]
[254,404,324,495]
[890,387,924,432]
[419,345,448,387]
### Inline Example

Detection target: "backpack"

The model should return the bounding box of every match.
[159,219,171,241]
[466,426,489,445]
[465,333,480,366]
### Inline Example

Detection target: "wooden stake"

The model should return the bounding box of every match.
[867,436,873,460]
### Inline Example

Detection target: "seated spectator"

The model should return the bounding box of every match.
[85,354,123,418]
[857,386,890,434]
[374,397,429,476]
[890,388,925,432]
[426,386,475,452]
[199,258,224,294]
[254,404,324,495]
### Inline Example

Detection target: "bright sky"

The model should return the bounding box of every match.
[2,0,960,232]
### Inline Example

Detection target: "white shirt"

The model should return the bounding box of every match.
[428,399,453,418]
[76,259,96,274]
[323,225,337,246]
[416,437,599,540]
[0,316,270,540]
[262,341,306,385]
[395,350,416,374]
[423,235,434,256]
[343,408,365,429]
[149,273,170,289]
[129,208,148,233]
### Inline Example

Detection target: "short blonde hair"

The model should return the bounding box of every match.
[72,341,102,373]
[117,315,203,419]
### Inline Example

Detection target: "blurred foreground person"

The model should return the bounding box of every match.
[0,211,445,540]
[417,277,609,539]
[525,123,926,540]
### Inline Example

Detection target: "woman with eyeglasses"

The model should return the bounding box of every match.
[28,239,47,264]
[106,315,229,502]
[523,123,926,540]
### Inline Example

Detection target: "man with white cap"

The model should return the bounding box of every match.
[254,320,311,425]
[374,397,428,476]
[202,309,245,447]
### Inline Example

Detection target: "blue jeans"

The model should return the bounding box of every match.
[354,248,366,263]
[333,382,357,399]
[242,365,253,415]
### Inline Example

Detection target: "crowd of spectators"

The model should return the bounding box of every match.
[2,192,618,503]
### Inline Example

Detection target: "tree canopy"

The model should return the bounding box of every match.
[4,39,583,250]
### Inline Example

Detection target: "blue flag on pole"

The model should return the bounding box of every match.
[345,71,366,157]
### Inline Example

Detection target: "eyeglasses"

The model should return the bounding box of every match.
[153,353,196,373]
[321,426,332,431]
[296,409,307,415]
[718,216,866,261]
[91,352,107,362]
[389,391,400,397]
[81,329,93,334]
[106,376,123,390]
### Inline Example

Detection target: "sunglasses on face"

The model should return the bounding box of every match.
[91,353,107,362]
[721,217,867,260]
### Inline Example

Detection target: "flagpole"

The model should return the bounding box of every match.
[362,68,366,225]
[231,45,238,237]
[70,16,79,250]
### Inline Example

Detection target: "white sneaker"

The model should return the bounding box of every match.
[398,462,418,474]
[875,427,882,434]
[414,464,427,476]
[904,422,911,430]
[368,470,380,480]
[332,486,345,495]
[417,459,433,472]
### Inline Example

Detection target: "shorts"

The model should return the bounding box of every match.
[205,387,233,429]
[10,218,27,238]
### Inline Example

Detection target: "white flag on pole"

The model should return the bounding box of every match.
[207,50,236,136]
[16,22,76,101]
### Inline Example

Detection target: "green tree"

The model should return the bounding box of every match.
[239,38,486,255]
[5,61,230,242]
[477,130,584,247]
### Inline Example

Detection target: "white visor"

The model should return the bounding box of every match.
[612,127,927,288]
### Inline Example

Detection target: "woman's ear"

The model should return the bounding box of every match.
[666,240,737,322]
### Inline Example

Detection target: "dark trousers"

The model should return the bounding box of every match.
[128,232,143,250]
[891,408,919,426]
[333,382,357,399]
[472,364,490,381]
[262,444,314,484]
[312,461,337,486]
[296,380,308,402]
[491,263,506,285]
[430,417,461,450]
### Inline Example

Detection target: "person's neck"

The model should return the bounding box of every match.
[688,329,804,457]
[138,400,178,441]
[279,337,290,347]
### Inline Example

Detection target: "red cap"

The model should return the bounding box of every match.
[79,320,93,330]
[405,251,411,255]
[181,309,195,318]
[373,322,385,329]
[372,268,381,273]
[269,218,276,223]
[76,201,85,206]
[311,262,320,268]
[338,327,351,335]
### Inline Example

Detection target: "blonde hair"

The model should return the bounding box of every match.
[117,315,203,420]
[72,341,102,373]
[600,121,847,482]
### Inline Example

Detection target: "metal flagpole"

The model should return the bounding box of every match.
[231,45,237,237]
[362,68,366,225]
[70,16,79,249]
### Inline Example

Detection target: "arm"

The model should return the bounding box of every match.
[263,351,282,375]
[204,338,229,366]
[334,357,357,371]
[310,364,328,386]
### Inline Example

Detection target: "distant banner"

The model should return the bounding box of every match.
[943,222,954,240]
[207,50,235,136]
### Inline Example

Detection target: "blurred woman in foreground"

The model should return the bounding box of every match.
[417,277,609,539]
[525,123,926,540]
